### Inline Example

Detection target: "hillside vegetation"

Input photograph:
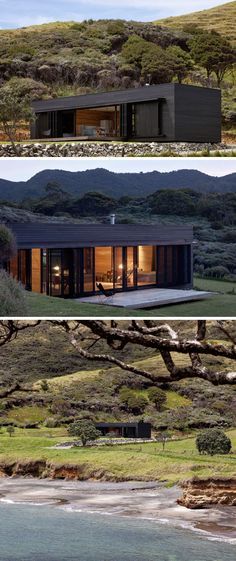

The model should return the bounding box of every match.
[0,7,235,134]
[156,1,236,45]
[1,178,235,285]
[0,321,235,482]
[0,322,236,435]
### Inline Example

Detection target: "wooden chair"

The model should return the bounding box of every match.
[96,282,114,303]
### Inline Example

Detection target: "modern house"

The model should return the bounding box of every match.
[95,421,152,439]
[6,223,193,299]
[31,84,221,143]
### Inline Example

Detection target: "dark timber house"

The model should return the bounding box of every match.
[95,421,152,439]
[31,84,221,143]
[7,223,193,299]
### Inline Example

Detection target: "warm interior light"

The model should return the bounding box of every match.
[53,265,60,271]
[118,264,123,270]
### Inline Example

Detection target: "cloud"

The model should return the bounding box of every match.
[0,0,228,29]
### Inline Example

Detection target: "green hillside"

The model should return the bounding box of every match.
[0,11,235,134]
[156,2,236,45]
[0,321,235,482]
[0,322,235,435]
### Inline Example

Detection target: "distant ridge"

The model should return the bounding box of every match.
[0,169,235,202]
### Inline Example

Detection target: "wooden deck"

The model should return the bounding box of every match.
[78,288,214,309]
[32,136,123,143]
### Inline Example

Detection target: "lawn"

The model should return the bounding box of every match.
[23,276,236,317]
[0,427,235,484]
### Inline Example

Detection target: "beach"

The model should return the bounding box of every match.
[0,478,235,542]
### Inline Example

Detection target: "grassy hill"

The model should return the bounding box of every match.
[155,1,236,45]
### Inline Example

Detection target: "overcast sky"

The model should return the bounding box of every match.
[0,158,235,182]
[0,1,226,29]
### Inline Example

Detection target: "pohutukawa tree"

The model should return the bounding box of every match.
[0,320,235,386]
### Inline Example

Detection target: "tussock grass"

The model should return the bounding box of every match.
[155,1,236,45]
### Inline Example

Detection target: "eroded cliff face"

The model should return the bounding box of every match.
[178,477,236,509]
[0,461,114,481]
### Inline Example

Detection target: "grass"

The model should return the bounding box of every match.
[33,368,102,391]
[6,405,49,424]
[23,276,236,317]
[0,427,235,483]
[155,1,236,45]
[194,276,236,293]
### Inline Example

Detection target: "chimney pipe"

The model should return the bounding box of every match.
[110,214,116,225]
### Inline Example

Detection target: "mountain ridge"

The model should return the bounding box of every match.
[0,169,236,202]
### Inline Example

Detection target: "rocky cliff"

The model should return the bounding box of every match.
[178,477,236,509]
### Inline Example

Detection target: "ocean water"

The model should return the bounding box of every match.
[0,503,235,561]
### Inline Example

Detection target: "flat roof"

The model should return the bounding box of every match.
[9,223,193,249]
[95,422,150,428]
[31,83,213,113]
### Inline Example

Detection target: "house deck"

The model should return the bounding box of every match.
[78,288,214,309]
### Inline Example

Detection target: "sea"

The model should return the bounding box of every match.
[0,502,235,561]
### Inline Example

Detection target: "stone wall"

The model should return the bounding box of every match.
[0,141,232,158]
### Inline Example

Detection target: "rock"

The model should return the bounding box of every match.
[0,141,234,158]
[177,477,236,509]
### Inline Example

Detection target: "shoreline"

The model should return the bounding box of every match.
[0,478,235,543]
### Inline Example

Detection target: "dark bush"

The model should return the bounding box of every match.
[196,428,232,455]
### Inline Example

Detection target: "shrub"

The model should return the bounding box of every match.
[44,417,58,428]
[148,387,167,410]
[41,379,49,392]
[196,428,232,456]
[0,270,28,316]
[126,395,148,415]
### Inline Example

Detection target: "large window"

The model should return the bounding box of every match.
[76,106,120,138]
[114,247,123,289]
[49,249,62,296]
[137,246,156,286]
[83,248,94,293]
[126,247,135,288]
[95,247,113,290]
[18,249,31,289]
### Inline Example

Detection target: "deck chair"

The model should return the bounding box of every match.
[96,282,114,304]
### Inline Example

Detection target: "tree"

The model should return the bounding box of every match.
[189,30,236,86]
[68,419,101,446]
[0,85,35,154]
[119,388,148,415]
[0,224,16,267]
[148,387,166,410]
[141,45,174,84]
[166,46,193,84]
[156,431,170,451]
[6,425,15,437]
[196,428,232,455]
[127,394,148,415]
[0,320,235,386]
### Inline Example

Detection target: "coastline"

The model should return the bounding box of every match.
[0,478,235,543]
